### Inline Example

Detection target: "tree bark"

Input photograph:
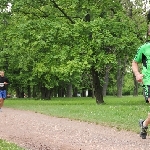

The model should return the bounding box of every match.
[87,89,92,97]
[58,86,64,97]
[116,59,126,97]
[15,87,24,98]
[81,88,86,97]
[32,85,37,98]
[133,73,138,96]
[116,65,123,97]
[91,67,104,104]
[73,87,78,97]
[66,83,72,97]
[103,65,110,96]
[27,85,31,98]
[41,87,52,100]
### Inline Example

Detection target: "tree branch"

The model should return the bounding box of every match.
[50,0,75,24]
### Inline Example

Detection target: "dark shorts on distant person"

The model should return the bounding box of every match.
[0,90,7,99]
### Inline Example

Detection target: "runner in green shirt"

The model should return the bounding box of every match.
[134,43,150,84]
[132,37,150,139]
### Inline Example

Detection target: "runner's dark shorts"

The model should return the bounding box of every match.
[143,85,150,101]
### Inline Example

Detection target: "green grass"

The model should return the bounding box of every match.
[4,96,149,134]
[2,96,148,149]
[0,139,24,150]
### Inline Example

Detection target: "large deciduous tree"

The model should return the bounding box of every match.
[0,0,147,102]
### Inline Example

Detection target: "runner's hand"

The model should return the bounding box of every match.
[135,73,143,83]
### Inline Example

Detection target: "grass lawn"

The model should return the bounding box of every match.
[0,139,24,150]
[4,95,149,133]
[2,95,148,149]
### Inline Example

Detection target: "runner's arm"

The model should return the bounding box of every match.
[132,60,140,76]
[132,60,143,82]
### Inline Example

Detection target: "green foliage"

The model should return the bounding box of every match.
[0,0,148,98]
[0,139,24,150]
[123,72,143,95]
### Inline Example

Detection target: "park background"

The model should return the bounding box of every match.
[1,0,150,104]
[1,1,150,149]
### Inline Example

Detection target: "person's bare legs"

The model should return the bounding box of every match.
[143,113,150,127]
[0,98,3,107]
[140,113,150,139]
[0,98,4,111]
[139,98,150,139]
[142,98,150,127]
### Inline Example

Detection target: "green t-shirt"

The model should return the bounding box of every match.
[134,42,150,85]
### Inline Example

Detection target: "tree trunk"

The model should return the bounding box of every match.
[41,87,52,100]
[27,85,31,98]
[133,73,138,96]
[103,65,110,96]
[66,83,72,97]
[116,66,123,97]
[88,89,92,97]
[53,87,58,97]
[81,88,86,97]
[15,86,24,98]
[88,75,95,98]
[73,87,78,97]
[32,85,37,98]
[58,86,63,97]
[91,86,95,98]
[58,86,66,97]
[91,67,104,104]
[116,59,126,97]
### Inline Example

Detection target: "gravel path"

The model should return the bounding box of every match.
[0,108,150,150]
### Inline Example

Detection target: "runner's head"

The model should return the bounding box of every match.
[0,71,4,77]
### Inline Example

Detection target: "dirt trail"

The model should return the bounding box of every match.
[0,108,149,150]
